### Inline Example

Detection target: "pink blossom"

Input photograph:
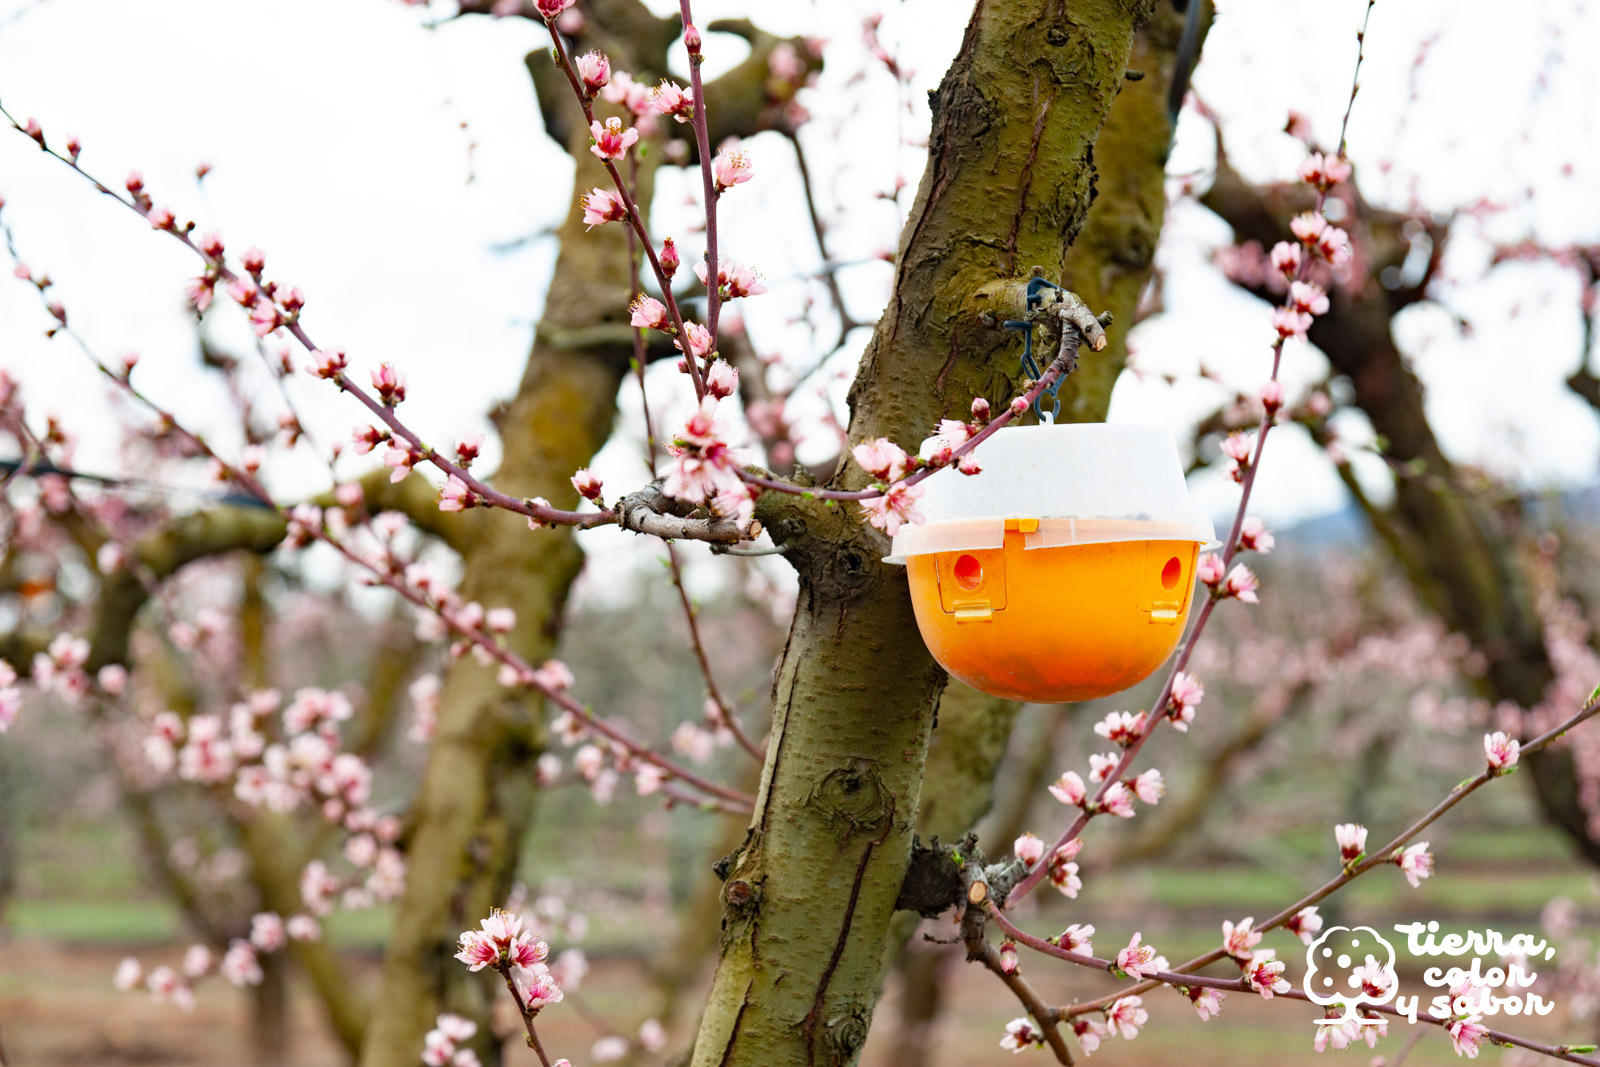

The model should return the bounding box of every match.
[1167,671,1203,731]
[705,360,739,399]
[651,80,695,122]
[148,205,175,230]
[182,944,213,978]
[1222,564,1260,603]
[1048,770,1087,807]
[712,147,754,191]
[534,0,573,19]
[1088,752,1119,782]
[1484,731,1520,771]
[1270,305,1312,340]
[1071,1018,1107,1054]
[1238,516,1274,554]
[675,321,714,359]
[1397,841,1434,887]
[1132,769,1164,805]
[1314,1015,1359,1052]
[1289,280,1330,316]
[1268,242,1302,279]
[1117,934,1159,979]
[249,299,282,337]
[1259,380,1285,414]
[1336,822,1367,862]
[1450,1016,1487,1058]
[851,437,909,481]
[531,659,574,692]
[1106,995,1148,1039]
[1190,987,1226,1021]
[630,295,670,330]
[23,117,44,144]
[860,482,924,534]
[575,50,610,96]
[241,247,266,274]
[695,260,767,299]
[439,475,476,513]
[1222,916,1262,962]
[1286,906,1323,945]
[582,187,628,229]
[1094,709,1144,746]
[334,482,363,509]
[999,1017,1043,1053]
[250,912,286,952]
[1056,923,1093,955]
[1196,553,1225,586]
[220,940,263,986]
[114,957,143,990]
[1100,781,1136,818]
[1048,851,1082,898]
[1245,950,1289,998]
[309,349,347,379]
[520,971,564,1010]
[589,117,639,161]
[1298,151,1353,190]
[1013,832,1045,868]
[286,915,322,942]
[184,276,216,311]
[1317,225,1353,266]
[635,764,668,796]
[1290,211,1328,245]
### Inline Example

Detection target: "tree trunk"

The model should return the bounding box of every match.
[359,6,822,1062]
[693,4,1155,1064]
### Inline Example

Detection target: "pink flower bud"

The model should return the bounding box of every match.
[371,363,406,406]
[576,51,610,97]
[705,360,738,399]
[1009,396,1029,416]
[684,23,702,55]
[455,432,483,466]
[659,237,680,279]
[1259,380,1284,414]
[571,468,603,501]
[999,940,1018,975]
[23,117,44,145]
[241,247,266,274]
[534,0,573,20]
[125,169,144,194]
[970,396,991,422]
[65,135,81,161]
[1196,553,1225,586]
[148,206,176,231]
[198,232,225,259]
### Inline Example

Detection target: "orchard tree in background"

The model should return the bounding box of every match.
[4,1,1600,1066]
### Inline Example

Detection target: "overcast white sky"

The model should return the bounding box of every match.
[1,0,1597,593]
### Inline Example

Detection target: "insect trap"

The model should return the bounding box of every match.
[886,423,1215,703]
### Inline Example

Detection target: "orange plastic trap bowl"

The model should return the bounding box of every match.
[887,425,1214,704]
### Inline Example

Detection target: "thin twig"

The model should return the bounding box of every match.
[666,542,765,761]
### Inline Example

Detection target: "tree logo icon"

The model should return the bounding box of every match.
[1304,925,1398,1025]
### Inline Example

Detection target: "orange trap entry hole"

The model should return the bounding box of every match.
[886,424,1217,704]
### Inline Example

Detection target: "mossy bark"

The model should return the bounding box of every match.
[692,4,1155,1064]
